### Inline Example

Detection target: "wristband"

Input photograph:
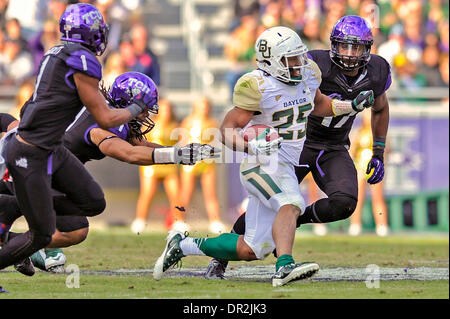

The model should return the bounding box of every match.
[153,147,176,164]
[126,103,143,118]
[372,137,386,162]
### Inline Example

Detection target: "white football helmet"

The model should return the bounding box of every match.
[255,26,310,85]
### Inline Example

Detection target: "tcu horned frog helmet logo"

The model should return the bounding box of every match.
[255,26,310,85]
[59,3,109,56]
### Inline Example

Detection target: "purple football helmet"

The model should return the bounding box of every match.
[60,3,109,56]
[108,72,159,139]
[330,15,373,71]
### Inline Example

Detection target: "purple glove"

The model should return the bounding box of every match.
[366,156,384,184]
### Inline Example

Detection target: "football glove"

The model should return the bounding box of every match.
[366,156,384,184]
[247,128,283,156]
[351,90,375,112]
[153,143,221,165]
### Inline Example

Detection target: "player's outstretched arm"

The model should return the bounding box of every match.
[311,89,375,117]
[91,128,219,165]
[74,73,141,129]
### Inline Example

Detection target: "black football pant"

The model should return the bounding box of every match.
[0,138,103,270]
[294,145,358,225]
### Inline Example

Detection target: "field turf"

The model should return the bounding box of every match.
[0,228,448,300]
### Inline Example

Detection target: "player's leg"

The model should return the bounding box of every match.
[162,172,181,229]
[296,149,358,226]
[240,160,319,286]
[50,148,106,218]
[31,215,89,272]
[200,166,225,234]
[133,166,158,233]
[175,166,196,231]
[0,194,21,244]
[0,138,55,275]
[349,172,366,236]
[371,181,389,236]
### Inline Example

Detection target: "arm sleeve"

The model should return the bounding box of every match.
[232,75,262,112]
[0,113,17,132]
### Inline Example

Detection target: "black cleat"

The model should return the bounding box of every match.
[14,257,35,276]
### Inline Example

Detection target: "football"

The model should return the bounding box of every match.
[242,124,280,142]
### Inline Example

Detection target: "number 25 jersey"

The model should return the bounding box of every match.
[232,60,322,166]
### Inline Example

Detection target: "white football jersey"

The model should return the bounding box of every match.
[233,59,322,165]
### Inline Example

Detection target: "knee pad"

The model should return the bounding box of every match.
[329,194,357,220]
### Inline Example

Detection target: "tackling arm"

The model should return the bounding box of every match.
[311,89,375,117]
[90,128,156,165]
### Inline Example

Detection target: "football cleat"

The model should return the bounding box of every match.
[272,262,319,287]
[44,248,66,273]
[153,230,186,280]
[14,257,35,276]
[204,258,228,280]
[30,249,47,271]
[31,248,66,273]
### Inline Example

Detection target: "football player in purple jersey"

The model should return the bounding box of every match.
[0,3,217,278]
[205,15,391,280]
[0,72,219,274]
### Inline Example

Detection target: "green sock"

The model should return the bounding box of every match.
[276,254,295,271]
[195,233,240,261]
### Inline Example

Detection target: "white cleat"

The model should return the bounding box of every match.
[44,248,66,273]
[153,230,186,280]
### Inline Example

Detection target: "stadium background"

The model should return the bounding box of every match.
[0,0,448,234]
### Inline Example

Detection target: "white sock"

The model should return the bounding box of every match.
[179,237,206,256]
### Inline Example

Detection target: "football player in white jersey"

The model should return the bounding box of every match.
[153,26,375,286]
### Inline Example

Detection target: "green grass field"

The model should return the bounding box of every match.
[0,228,448,299]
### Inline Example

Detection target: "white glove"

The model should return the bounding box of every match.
[153,143,221,165]
[247,128,283,156]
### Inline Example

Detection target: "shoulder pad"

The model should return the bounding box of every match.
[368,54,392,97]
[233,73,262,112]
[63,44,102,80]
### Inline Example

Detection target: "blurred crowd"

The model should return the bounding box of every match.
[225,0,449,93]
[0,0,160,88]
